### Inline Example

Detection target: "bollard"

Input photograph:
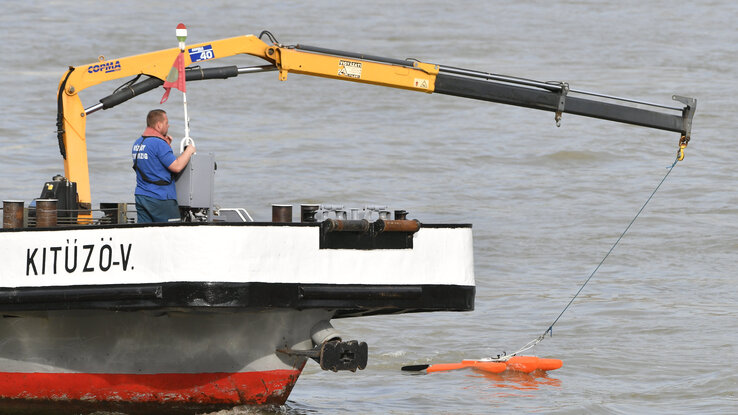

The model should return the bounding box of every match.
[35,199,58,228]
[271,204,292,223]
[301,204,320,223]
[3,200,25,229]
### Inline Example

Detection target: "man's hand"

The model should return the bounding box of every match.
[168,144,196,173]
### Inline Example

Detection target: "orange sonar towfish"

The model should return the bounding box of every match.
[401,356,562,374]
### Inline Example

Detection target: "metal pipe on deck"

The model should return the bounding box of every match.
[2,200,24,229]
[322,219,370,233]
[374,219,420,234]
[271,204,292,223]
[35,199,58,228]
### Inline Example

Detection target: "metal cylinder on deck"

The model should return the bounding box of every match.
[2,200,24,229]
[374,219,420,233]
[301,204,319,223]
[394,210,408,220]
[271,204,292,223]
[35,199,58,228]
[323,218,370,233]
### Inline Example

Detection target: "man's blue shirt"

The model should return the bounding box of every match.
[132,136,177,200]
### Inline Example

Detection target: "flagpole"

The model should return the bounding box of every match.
[182,89,190,141]
[175,23,193,151]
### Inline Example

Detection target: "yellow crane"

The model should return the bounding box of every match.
[56,30,695,222]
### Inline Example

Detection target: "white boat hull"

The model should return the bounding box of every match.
[0,222,475,411]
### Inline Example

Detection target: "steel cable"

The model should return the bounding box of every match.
[496,155,682,360]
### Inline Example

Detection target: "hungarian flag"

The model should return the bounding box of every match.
[160,51,186,104]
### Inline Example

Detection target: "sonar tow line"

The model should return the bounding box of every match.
[402,139,689,375]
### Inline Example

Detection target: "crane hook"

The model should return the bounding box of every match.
[677,134,689,162]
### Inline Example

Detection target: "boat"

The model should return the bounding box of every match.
[1,198,474,413]
[0,27,694,413]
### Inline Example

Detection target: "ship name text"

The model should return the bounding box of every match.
[26,238,133,276]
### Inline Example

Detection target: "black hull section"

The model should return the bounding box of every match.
[0,282,474,317]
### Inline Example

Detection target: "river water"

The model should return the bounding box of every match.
[1,0,736,414]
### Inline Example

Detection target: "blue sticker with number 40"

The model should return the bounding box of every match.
[189,45,215,62]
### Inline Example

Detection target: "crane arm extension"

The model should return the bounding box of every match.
[434,73,687,133]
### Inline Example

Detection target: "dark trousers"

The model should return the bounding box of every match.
[135,194,180,223]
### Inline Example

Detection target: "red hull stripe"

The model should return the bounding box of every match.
[0,370,301,405]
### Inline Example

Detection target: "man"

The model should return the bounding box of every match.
[132,109,196,223]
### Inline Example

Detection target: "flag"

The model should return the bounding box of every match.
[160,51,186,104]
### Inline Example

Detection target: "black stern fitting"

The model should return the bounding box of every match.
[277,339,368,372]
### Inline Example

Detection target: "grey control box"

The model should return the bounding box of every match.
[175,152,215,209]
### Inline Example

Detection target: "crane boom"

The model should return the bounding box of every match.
[292,43,695,135]
[56,33,696,222]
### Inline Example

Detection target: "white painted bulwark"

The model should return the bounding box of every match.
[0,224,474,288]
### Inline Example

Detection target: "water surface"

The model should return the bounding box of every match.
[1,1,736,413]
